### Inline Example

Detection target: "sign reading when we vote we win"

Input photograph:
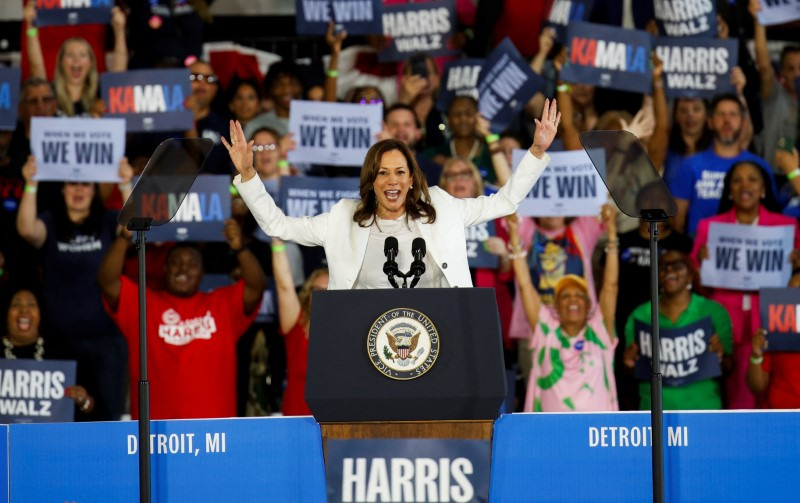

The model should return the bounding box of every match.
[756,0,800,26]
[295,0,382,35]
[30,117,126,183]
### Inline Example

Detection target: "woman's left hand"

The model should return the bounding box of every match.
[709,333,724,362]
[531,98,560,158]
[111,6,126,32]
[66,386,94,413]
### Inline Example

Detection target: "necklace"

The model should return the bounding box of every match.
[3,336,44,361]
[450,138,480,160]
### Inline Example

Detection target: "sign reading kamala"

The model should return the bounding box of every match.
[478,38,544,133]
[756,0,800,27]
[101,69,193,133]
[436,58,483,112]
[701,223,794,291]
[561,22,652,94]
[546,0,595,44]
[0,67,21,131]
[760,288,800,351]
[327,439,490,503]
[287,100,382,166]
[34,0,113,27]
[0,359,76,424]
[654,0,716,38]
[141,175,231,242]
[295,0,382,35]
[512,148,606,217]
[654,38,736,99]
[30,117,125,182]
[466,220,499,269]
[279,176,359,217]
[379,0,457,62]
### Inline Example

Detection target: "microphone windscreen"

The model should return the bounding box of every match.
[412,237,426,257]
[384,236,399,255]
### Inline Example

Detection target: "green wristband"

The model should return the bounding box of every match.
[485,133,500,144]
[787,168,800,181]
[26,27,38,38]
[326,69,339,78]
[271,244,287,252]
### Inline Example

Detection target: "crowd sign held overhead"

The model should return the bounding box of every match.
[655,38,736,99]
[560,22,652,94]
[756,0,800,26]
[34,0,113,27]
[545,0,595,43]
[653,0,716,38]
[279,176,359,217]
[436,59,483,112]
[30,117,125,183]
[759,288,800,352]
[0,67,20,131]
[295,0,383,36]
[465,221,499,269]
[101,69,193,133]
[0,359,76,423]
[143,175,231,242]
[379,0,458,62]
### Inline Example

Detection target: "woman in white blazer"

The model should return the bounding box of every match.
[224,99,561,290]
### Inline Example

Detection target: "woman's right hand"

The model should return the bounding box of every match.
[23,0,36,26]
[623,342,639,368]
[22,155,37,186]
[221,120,256,182]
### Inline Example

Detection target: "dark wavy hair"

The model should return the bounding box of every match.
[668,97,712,156]
[717,161,781,215]
[353,139,436,227]
[53,182,106,242]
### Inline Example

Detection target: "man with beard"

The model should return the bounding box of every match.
[669,93,778,237]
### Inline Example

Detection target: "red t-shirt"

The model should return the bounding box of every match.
[763,352,800,409]
[105,276,258,419]
[281,312,311,416]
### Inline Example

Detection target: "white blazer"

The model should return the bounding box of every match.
[233,149,549,289]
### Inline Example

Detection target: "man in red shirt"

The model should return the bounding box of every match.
[98,220,265,419]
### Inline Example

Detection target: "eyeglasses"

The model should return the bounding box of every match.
[444,171,473,182]
[190,73,218,84]
[358,98,383,105]
[23,96,56,105]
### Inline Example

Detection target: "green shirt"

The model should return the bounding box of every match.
[625,294,732,410]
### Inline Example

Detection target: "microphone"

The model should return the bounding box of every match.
[408,238,426,288]
[383,236,400,288]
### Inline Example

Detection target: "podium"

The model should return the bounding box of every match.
[306,288,506,451]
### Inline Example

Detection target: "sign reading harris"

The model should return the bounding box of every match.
[477,38,544,133]
[436,58,483,112]
[653,0,716,37]
[295,0,382,35]
[560,22,652,94]
[287,100,382,167]
[278,176,359,217]
[139,175,231,242]
[0,359,76,423]
[29,117,126,182]
[633,318,721,387]
[546,0,595,44]
[756,0,800,26]
[654,38,737,99]
[326,438,490,502]
[379,0,457,62]
[0,67,21,131]
[466,220,499,269]
[101,69,193,133]
[759,288,800,351]
[701,223,795,291]
[34,0,113,27]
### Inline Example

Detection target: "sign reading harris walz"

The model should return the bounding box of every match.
[654,38,737,99]
[653,0,716,38]
[101,69,194,132]
[379,0,458,62]
[0,359,77,423]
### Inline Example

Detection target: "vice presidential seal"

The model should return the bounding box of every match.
[367,308,439,380]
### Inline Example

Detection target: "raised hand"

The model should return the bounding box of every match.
[221,120,256,181]
[531,98,560,158]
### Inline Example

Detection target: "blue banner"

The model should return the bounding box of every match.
[279,176,359,217]
[760,288,800,351]
[655,38,737,99]
[560,22,652,94]
[654,0,716,37]
[34,0,113,27]
[379,0,458,62]
[295,0,383,35]
[0,425,6,503]
[0,359,76,423]
[143,175,231,242]
[436,58,483,112]
[0,67,20,131]
[633,317,721,387]
[101,69,193,133]
[466,220,499,269]
[477,38,545,133]
[546,0,595,44]
[326,438,491,503]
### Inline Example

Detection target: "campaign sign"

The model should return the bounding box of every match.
[288,100,382,166]
[512,148,607,217]
[0,67,20,131]
[101,69,193,132]
[477,38,545,133]
[30,117,126,182]
[466,220,499,269]
[546,0,595,44]
[655,38,737,99]
[756,0,800,27]
[379,0,458,62]
[633,318,720,387]
[0,359,76,424]
[34,0,113,27]
[759,288,800,351]
[436,58,483,112]
[295,0,382,35]
[279,176,359,217]
[560,22,652,94]
[142,175,231,242]
[654,0,716,37]
[326,438,490,503]
[701,223,794,291]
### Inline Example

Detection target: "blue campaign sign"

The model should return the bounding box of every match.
[144,175,231,242]
[379,0,458,62]
[327,438,490,502]
[8,417,326,502]
[279,176,359,217]
[0,425,6,503]
[633,317,721,387]
[654,0,716,37]
[101,69,193,132]
[0,359,76,424]
[35,0,113,27]
[546,0,595,44]
[760,288,800,351]
[466,220,499,269]
[436,58,483,112]
[560,22,652,94]
[295,0,383,35]
[655,38,737,99]
[477,38,545,133]
[0,67,20,131]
